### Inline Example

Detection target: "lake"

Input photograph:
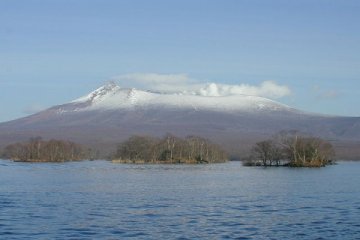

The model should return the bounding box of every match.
[0,160,360,239]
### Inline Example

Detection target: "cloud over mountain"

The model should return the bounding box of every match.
[198,82,291,99]
[113,73,291,99]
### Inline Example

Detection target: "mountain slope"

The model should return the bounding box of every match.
[37,81,296,115]
[1,82,360,159]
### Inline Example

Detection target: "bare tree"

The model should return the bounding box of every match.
[247,131,336,167]
[2,138,88,162]
[113,134,228,164]
[114,135,159,163]
[251,140,282,166]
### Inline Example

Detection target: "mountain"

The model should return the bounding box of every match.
[1,82,360,159]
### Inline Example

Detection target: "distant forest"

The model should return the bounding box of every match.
[113,134,228,164]
[1,137,91,162]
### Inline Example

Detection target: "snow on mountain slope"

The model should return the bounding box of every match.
[1,82,360,159]
[70,82,295,113]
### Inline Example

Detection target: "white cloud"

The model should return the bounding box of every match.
[112,73,291,99]
[198,81,291,99]
[113,73,201,92]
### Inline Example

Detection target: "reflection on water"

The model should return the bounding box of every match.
[0,160,360,239]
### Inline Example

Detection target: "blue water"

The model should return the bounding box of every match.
[0,160,360,239]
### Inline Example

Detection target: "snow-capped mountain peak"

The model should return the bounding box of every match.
[3,82,360,160]
[70,83,294,113]
[73,81,120,103]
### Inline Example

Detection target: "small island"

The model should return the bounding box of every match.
[1,131,335,167]
[243,131,335,167]
[1,137,90,162]
[112,134,228,164]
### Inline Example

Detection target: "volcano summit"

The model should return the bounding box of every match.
[1,82,359,159]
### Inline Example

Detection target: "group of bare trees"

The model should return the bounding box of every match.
[1,131,336,166]
[246,131,335,167]
[113,134,228,164]
[2,137,88,162]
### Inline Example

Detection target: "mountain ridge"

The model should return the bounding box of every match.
[62,82,299,114]
[1,83,360,159]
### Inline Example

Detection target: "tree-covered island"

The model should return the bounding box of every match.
[1,137,91,162]
[112,134,228,164]
[244,131,335,167]
[1,131,336,167]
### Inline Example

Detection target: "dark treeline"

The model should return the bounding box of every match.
[2,137,91,162]
[113,134,228,164]
[1,131,336,166]
[244,131,335,167]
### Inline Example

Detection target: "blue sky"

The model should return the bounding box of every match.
[1,0,359,122]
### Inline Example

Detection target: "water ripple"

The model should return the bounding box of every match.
[0,160,360,239]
